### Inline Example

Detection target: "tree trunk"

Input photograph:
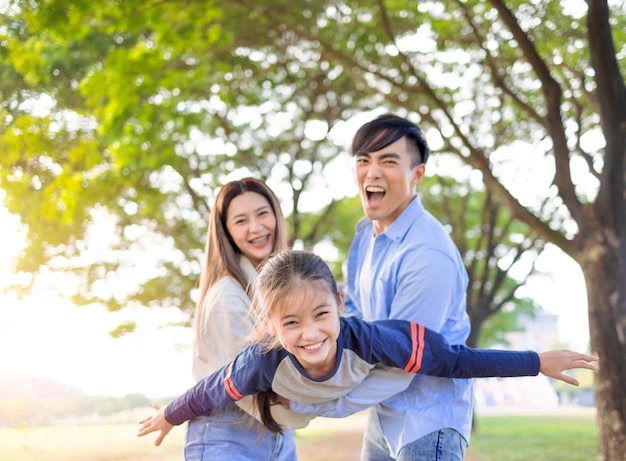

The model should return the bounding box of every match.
[581,236,626,460]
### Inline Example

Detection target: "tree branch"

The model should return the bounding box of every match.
[488,0,584,224]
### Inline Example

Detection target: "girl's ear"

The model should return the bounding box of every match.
[264,317,277,337]
[338,291,345,316]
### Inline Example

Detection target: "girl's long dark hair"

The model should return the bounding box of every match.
[255,389,283,435]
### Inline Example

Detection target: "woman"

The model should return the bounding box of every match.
[187,177,296,460]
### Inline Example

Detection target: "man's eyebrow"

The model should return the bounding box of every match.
[356,151,402,159]
[378,152,401,160]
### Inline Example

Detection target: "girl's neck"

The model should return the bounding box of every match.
[301,354,338,380]
[303,363,335,380]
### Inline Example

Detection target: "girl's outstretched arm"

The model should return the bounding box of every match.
[538,350,598,385]
[137,403,174,446]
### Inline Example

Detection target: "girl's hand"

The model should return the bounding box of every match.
[137,403,174,446]
[538,350,598,386]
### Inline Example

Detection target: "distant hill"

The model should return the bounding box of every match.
[0,371,82,399]
[0,371,158,427]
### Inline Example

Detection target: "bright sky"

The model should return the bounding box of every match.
[0,293,195,397]
[0,201,198,398]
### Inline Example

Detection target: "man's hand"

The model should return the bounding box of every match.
[137,403,174,446]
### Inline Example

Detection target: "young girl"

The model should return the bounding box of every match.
[186,178,296,460]
[138,250,598,446]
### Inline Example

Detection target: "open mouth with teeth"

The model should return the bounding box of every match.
[300,339,326,352]
[249,235,270,245]
[365,185,385,205]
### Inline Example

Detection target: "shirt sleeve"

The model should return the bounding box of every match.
[194,284,254,379]
[165,345,275,426]
[342,283,362,318]
[412,323,541,378]
[390,247,463,330]
[364,319,540,378]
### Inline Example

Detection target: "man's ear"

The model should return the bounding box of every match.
[412,163,426,187]
[338,291,345,316]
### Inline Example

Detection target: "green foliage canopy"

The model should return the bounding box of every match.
[2,2,625,454]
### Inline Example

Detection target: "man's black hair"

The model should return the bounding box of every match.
[351,113,430,166]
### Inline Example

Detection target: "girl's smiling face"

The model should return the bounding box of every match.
[267,281,344,379]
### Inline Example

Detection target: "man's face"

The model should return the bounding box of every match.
[355,136,425,235]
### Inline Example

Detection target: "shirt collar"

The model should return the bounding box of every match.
[239,255,258,282]
[355,196,425,242]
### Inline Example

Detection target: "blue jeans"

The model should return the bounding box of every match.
[361,412,467,461]
[184,402,297,460]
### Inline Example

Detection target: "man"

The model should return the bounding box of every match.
[294,113,473,460]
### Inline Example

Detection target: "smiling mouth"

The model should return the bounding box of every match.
[300,339,325,351]
[249,235,270,245]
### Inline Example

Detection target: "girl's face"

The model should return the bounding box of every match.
[267,282,344,379]
[225,191,277,267]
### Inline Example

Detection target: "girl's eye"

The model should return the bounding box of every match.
[316,310,330,318]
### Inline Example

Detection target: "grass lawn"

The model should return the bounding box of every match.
[0,409,596,461]
[466,413,597,461]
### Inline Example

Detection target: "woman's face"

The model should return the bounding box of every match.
[225,191,277,267]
